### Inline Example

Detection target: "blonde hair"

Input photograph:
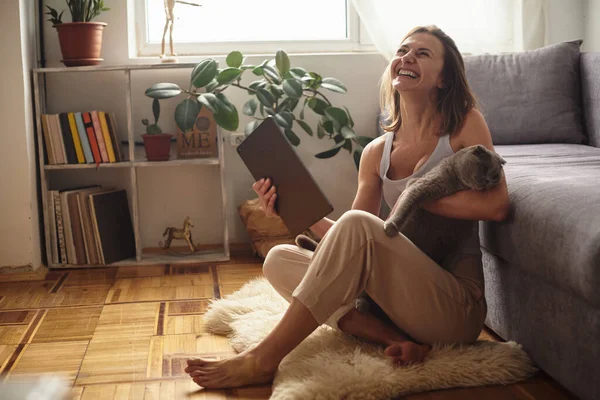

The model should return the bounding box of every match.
[379,25,478,136]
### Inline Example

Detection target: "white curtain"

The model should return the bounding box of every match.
[350,0,546,61]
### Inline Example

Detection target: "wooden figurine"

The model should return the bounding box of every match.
[160,0,201,62]
[160,216,197,253]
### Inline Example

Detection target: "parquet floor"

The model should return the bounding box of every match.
[0,250,576,399]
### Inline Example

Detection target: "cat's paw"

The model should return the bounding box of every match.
[383,220,400,236]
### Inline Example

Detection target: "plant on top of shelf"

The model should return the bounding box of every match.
[144,50,374,170]
[45,0,111,67]
[141,98,173,162]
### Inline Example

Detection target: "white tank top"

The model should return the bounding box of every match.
[378,131,482,259]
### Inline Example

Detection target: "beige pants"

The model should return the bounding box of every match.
[263,210,487,345]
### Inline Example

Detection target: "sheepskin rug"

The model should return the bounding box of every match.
[203,278,538,400]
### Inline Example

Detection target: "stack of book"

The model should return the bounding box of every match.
[47,187,136,265]
[41,111,123,165]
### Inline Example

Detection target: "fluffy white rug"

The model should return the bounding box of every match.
[203,278,538,400]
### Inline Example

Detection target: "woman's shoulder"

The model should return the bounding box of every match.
[360,134,389,177]
[451,108,494,151]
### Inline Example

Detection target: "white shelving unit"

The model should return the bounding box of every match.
[32,63,230,268]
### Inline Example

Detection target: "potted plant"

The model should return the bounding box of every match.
[141,98,173,161]
[45,0,110,67]
[144,50,374,170]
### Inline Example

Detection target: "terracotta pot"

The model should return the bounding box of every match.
[54,22,107,67]
[142,134,173,161]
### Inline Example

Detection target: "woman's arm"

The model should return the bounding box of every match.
[422,109,510,222]
[421,174,509,221]
[310,138,384,239]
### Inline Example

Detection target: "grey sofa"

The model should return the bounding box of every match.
[464,41,600,400]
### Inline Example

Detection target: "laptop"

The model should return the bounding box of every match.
[236,117,334,236]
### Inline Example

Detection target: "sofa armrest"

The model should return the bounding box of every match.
[581,52,600,148]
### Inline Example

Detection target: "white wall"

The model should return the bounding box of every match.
[545,0,586,45]
[583,0,600,51]
[0,0,41,269]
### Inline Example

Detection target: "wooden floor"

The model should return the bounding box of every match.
[0,251,576,400]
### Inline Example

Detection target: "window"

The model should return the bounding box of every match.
[134,0,373,57]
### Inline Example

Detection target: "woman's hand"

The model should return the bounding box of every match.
[252,178,278,218]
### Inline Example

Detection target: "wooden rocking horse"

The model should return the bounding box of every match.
[159,216,197,254]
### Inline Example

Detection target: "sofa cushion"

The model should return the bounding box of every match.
[479,144,600,306]
[464,41,586,145]
[581,52,600,148]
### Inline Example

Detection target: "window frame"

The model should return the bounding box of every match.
[132,0,375,57]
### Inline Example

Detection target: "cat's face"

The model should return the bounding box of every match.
[460,145,506,190]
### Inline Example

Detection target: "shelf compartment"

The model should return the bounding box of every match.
[44,162,133,170]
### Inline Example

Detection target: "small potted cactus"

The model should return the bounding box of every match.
[141,98,173,161]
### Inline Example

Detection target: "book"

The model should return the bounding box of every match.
[67,113,85,163]
[74,112,94,163]
[98,111,116,162]
[41,114,56,165]
[89,189,136,265]
[82,112,102,165]
[48,114,67,164]
[53,191,67,264]
[58,113,78,164]
[77,187,107,265]
[48,190,58,264]
[105,112,123,162]
[91,111,109,163]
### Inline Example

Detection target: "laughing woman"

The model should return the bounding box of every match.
[185,25,509,389]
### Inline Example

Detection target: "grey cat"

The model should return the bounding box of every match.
[296,144,506,315]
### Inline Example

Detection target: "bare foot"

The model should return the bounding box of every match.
[185,351,276,389]
[384,341,431,366]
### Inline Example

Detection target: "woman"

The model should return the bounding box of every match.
[185,25,510,389]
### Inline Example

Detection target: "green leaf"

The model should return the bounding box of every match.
[249,80,267,92]
[325,107,349,130]
[317,123,325,138]
[174,98,200,133]
[321,77,347,93]
[275,49,290,76]
[315,145,343,159]
[284,129,300,146]
[252,66,264,76]
[282,78,303,98]
[243,98,258,116]
[274,111,293,129]
[343,139,352,152]
[241,65,255,70]
[341,126,356,139]
[353,148,363,170]
[333,133,344,143]
[197,93,220,114]
[213,103,239,131]
[356,136,374,147]
[152,98,160,123]
[296,120,313,136]
[245,120,260,134]
[145,83,182,99]
[205,79,220,92]
[299,98,308,120]
[191,59,218,88]
[226,51,244,68]
[256,88,275,108]
[303,72,322,89]
[269,84,284,99]
[307,97,328,115]
[323,120,334,134]
[289,67,308,80]
[217,67,243,85]
[344,106,354,127]
[279,97,299,112]
[262,65,282,84]
[215,93,235,113]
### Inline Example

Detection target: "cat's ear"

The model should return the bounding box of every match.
[497,154,507,165]
[472,145,488,155]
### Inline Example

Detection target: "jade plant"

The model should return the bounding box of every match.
[142,98,164,134]
[45,0,110,24]
[145,49,374,169]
